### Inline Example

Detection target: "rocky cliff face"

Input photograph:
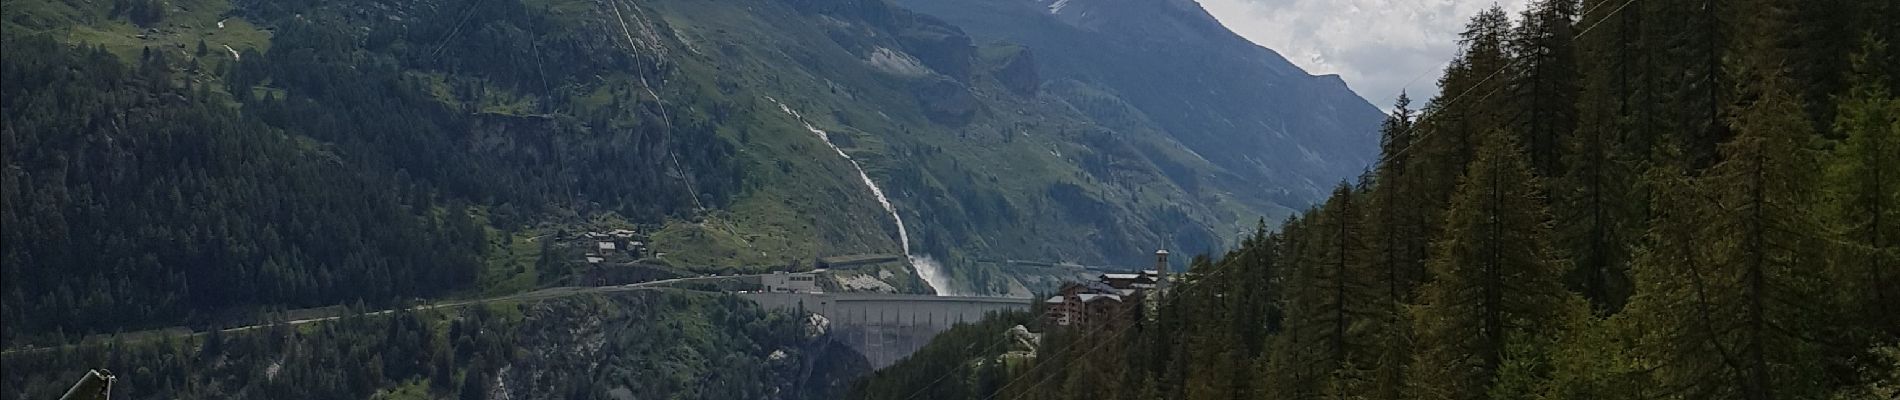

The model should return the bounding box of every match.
[983,44,1041,96]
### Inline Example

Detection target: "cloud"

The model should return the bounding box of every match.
[1195,0,1529,110]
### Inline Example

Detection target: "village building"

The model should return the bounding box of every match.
[1041,249,1169,329]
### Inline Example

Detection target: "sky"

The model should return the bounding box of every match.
[1195,0,1530,110]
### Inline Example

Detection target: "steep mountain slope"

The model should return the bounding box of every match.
[624,0,1383,290]
[1,0,1378,342]
[892,0,1387,204]
[632,0,1247,292]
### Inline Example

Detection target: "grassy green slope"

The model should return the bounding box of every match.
[634,0,1277,293]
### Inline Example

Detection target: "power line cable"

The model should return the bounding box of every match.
[1377,0,1644,167]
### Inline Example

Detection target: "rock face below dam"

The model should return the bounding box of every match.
[738,293,1030,368]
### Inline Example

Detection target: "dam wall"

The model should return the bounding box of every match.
[738,292,1029,367]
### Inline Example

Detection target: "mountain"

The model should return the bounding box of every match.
[851,0,1900,399]
[0,0,1379,343]
[892,0,1387,206]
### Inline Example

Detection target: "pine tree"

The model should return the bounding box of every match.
[1408,131,1573,400]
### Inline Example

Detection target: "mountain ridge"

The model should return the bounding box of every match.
[893,0,1386,205]
[0,0,1385,342]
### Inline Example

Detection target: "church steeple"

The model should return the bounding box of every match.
[1154,248,1169,290]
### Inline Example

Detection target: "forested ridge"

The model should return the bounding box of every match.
[1,292,862,400]
[3,0,1339,341]
[854,0,1900,399]
[1,36,489,345]
[1,0,744,346]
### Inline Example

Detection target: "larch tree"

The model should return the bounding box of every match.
[1624,76,1838,400]
[1408,130,1574,400]
[1826,36,1900,337]
[1264,214,1326,400]
[1558,0,1641,311]
[1363,94,1422,400]
[1309,183,1378,399]
[1509,0,1582,178]
[1371,93,1425,302]
[1409,7,1518,242]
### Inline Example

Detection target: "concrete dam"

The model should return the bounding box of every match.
[738,293,1030,368]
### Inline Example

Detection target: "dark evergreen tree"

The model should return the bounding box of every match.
[1408,131,1574,400]
[1623,77,1839,400]
[1826,36,1900,337]
[1509,0,1582,177]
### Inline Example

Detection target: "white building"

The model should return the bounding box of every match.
[761,271,823,293]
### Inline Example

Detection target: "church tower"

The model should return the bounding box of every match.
[1154,248,1170,290]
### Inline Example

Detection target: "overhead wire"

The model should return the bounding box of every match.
[427,0,488,59]
[1377,0,1645,166]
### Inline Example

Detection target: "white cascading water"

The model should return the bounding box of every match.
[768,98,959,296]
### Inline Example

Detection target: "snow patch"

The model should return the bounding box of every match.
[1047,0,1072,14]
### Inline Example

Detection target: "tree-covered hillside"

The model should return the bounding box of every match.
[4,0,1382,346]
[1,291,868,400]
[1,0,746,344]
[855,0,1900,399]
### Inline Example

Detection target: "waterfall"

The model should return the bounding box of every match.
[769,98,958,296]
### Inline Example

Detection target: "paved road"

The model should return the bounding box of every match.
[1,274,760,356]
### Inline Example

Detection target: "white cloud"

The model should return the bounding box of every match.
[1195,0,1529,109]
